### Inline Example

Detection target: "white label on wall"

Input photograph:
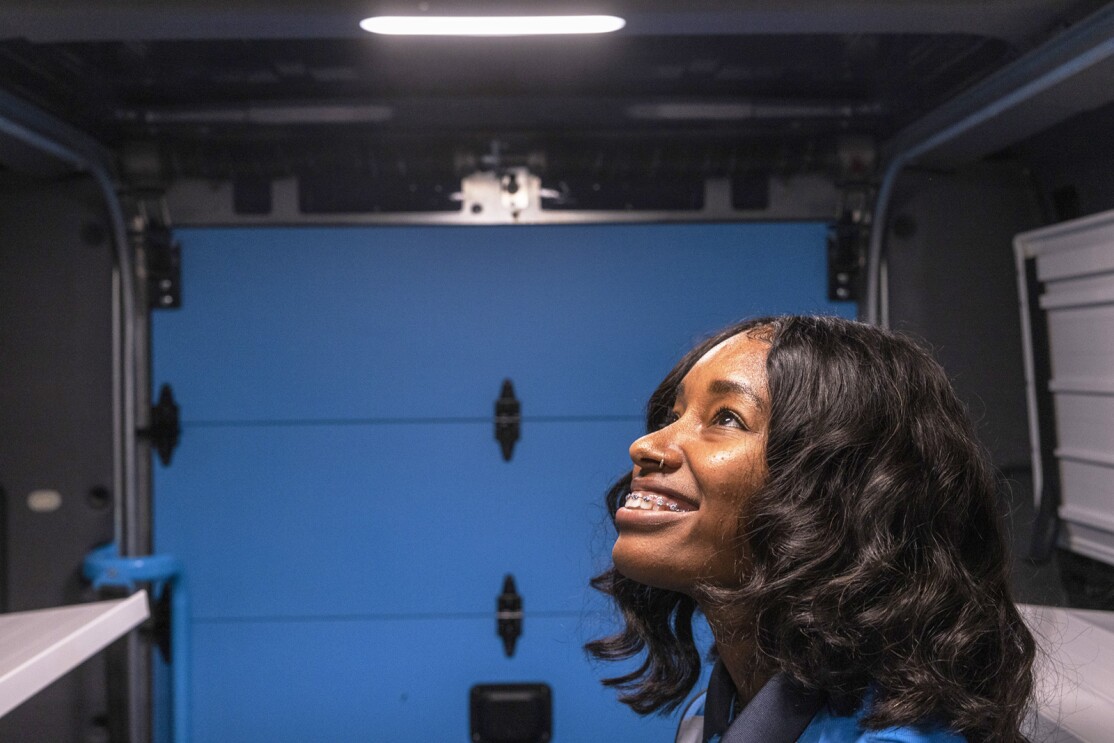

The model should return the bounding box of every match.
[27,489,63,513]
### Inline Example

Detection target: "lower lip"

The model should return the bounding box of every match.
[615,505,693,528]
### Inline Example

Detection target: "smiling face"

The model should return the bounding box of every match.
[612,331,770,596]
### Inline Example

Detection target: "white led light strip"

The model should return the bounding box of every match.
[360,15,626,36]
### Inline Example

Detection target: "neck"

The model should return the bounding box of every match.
[703,605,770,707]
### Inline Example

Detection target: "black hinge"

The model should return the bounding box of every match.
[826,211,865,302]
[497,574,523,658]
[138,384,181,466]
[145,224,181,309]
[494,379,520,462]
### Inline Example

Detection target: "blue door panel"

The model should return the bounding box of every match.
[156,420,641,618]
[154,223,846,422]
[190,616,678,742]
[154,222,853,740]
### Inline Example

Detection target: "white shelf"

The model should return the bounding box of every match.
[1022,604,1114,742]
[0,591,149,718]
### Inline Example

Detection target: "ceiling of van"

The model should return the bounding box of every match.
[0,1,1107,193]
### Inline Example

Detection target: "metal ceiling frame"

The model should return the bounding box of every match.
[866,1,1114,326]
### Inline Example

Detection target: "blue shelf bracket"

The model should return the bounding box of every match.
[84,544,190,743]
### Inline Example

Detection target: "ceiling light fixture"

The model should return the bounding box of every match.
[359,15,625,36]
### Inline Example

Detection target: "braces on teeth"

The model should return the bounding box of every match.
[624,493,685,512]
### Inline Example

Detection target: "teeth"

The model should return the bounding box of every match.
[623,492,688,513]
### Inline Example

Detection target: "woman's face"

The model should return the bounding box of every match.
[612,331,770,595]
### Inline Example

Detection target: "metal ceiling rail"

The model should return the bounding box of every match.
[0,98,140,560]
[866,1,1114,326]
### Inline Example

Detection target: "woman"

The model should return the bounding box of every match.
[586,316,1035,742]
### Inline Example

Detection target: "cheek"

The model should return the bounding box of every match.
[707,448,767,503]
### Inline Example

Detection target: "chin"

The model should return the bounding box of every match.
[611,540,690,594]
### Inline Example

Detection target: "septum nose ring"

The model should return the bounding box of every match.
[659,456,665,469]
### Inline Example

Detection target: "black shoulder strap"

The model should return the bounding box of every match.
[700,660,737,742]
[719,670,825,743]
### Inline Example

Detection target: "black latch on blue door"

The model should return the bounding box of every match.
[494,379,520,461]
[139,384,181,466]
[497,574,523,657]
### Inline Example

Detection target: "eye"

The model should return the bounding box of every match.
[711,407,746,430]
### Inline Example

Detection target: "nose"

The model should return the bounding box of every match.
[629,428,677,472]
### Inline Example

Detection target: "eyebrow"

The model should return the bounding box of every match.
[708,379,767,412]
[674,379,767,412]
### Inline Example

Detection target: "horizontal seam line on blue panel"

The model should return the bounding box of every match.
[181,415,642,427]
[193,611,589,624]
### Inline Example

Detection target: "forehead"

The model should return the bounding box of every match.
[684,332,770,390]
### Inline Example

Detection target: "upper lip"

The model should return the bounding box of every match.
[629,478,699,510]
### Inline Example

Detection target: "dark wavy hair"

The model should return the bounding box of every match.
[586,315,1035,742]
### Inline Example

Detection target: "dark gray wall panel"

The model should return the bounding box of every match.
[0,173,115,741]
[887,162,1041,466]
[885,161,1064,605]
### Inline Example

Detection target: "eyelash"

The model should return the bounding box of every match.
[711,407,746,429]
[657,407,746,430]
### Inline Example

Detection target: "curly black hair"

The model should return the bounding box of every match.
[586,315,1035,742]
